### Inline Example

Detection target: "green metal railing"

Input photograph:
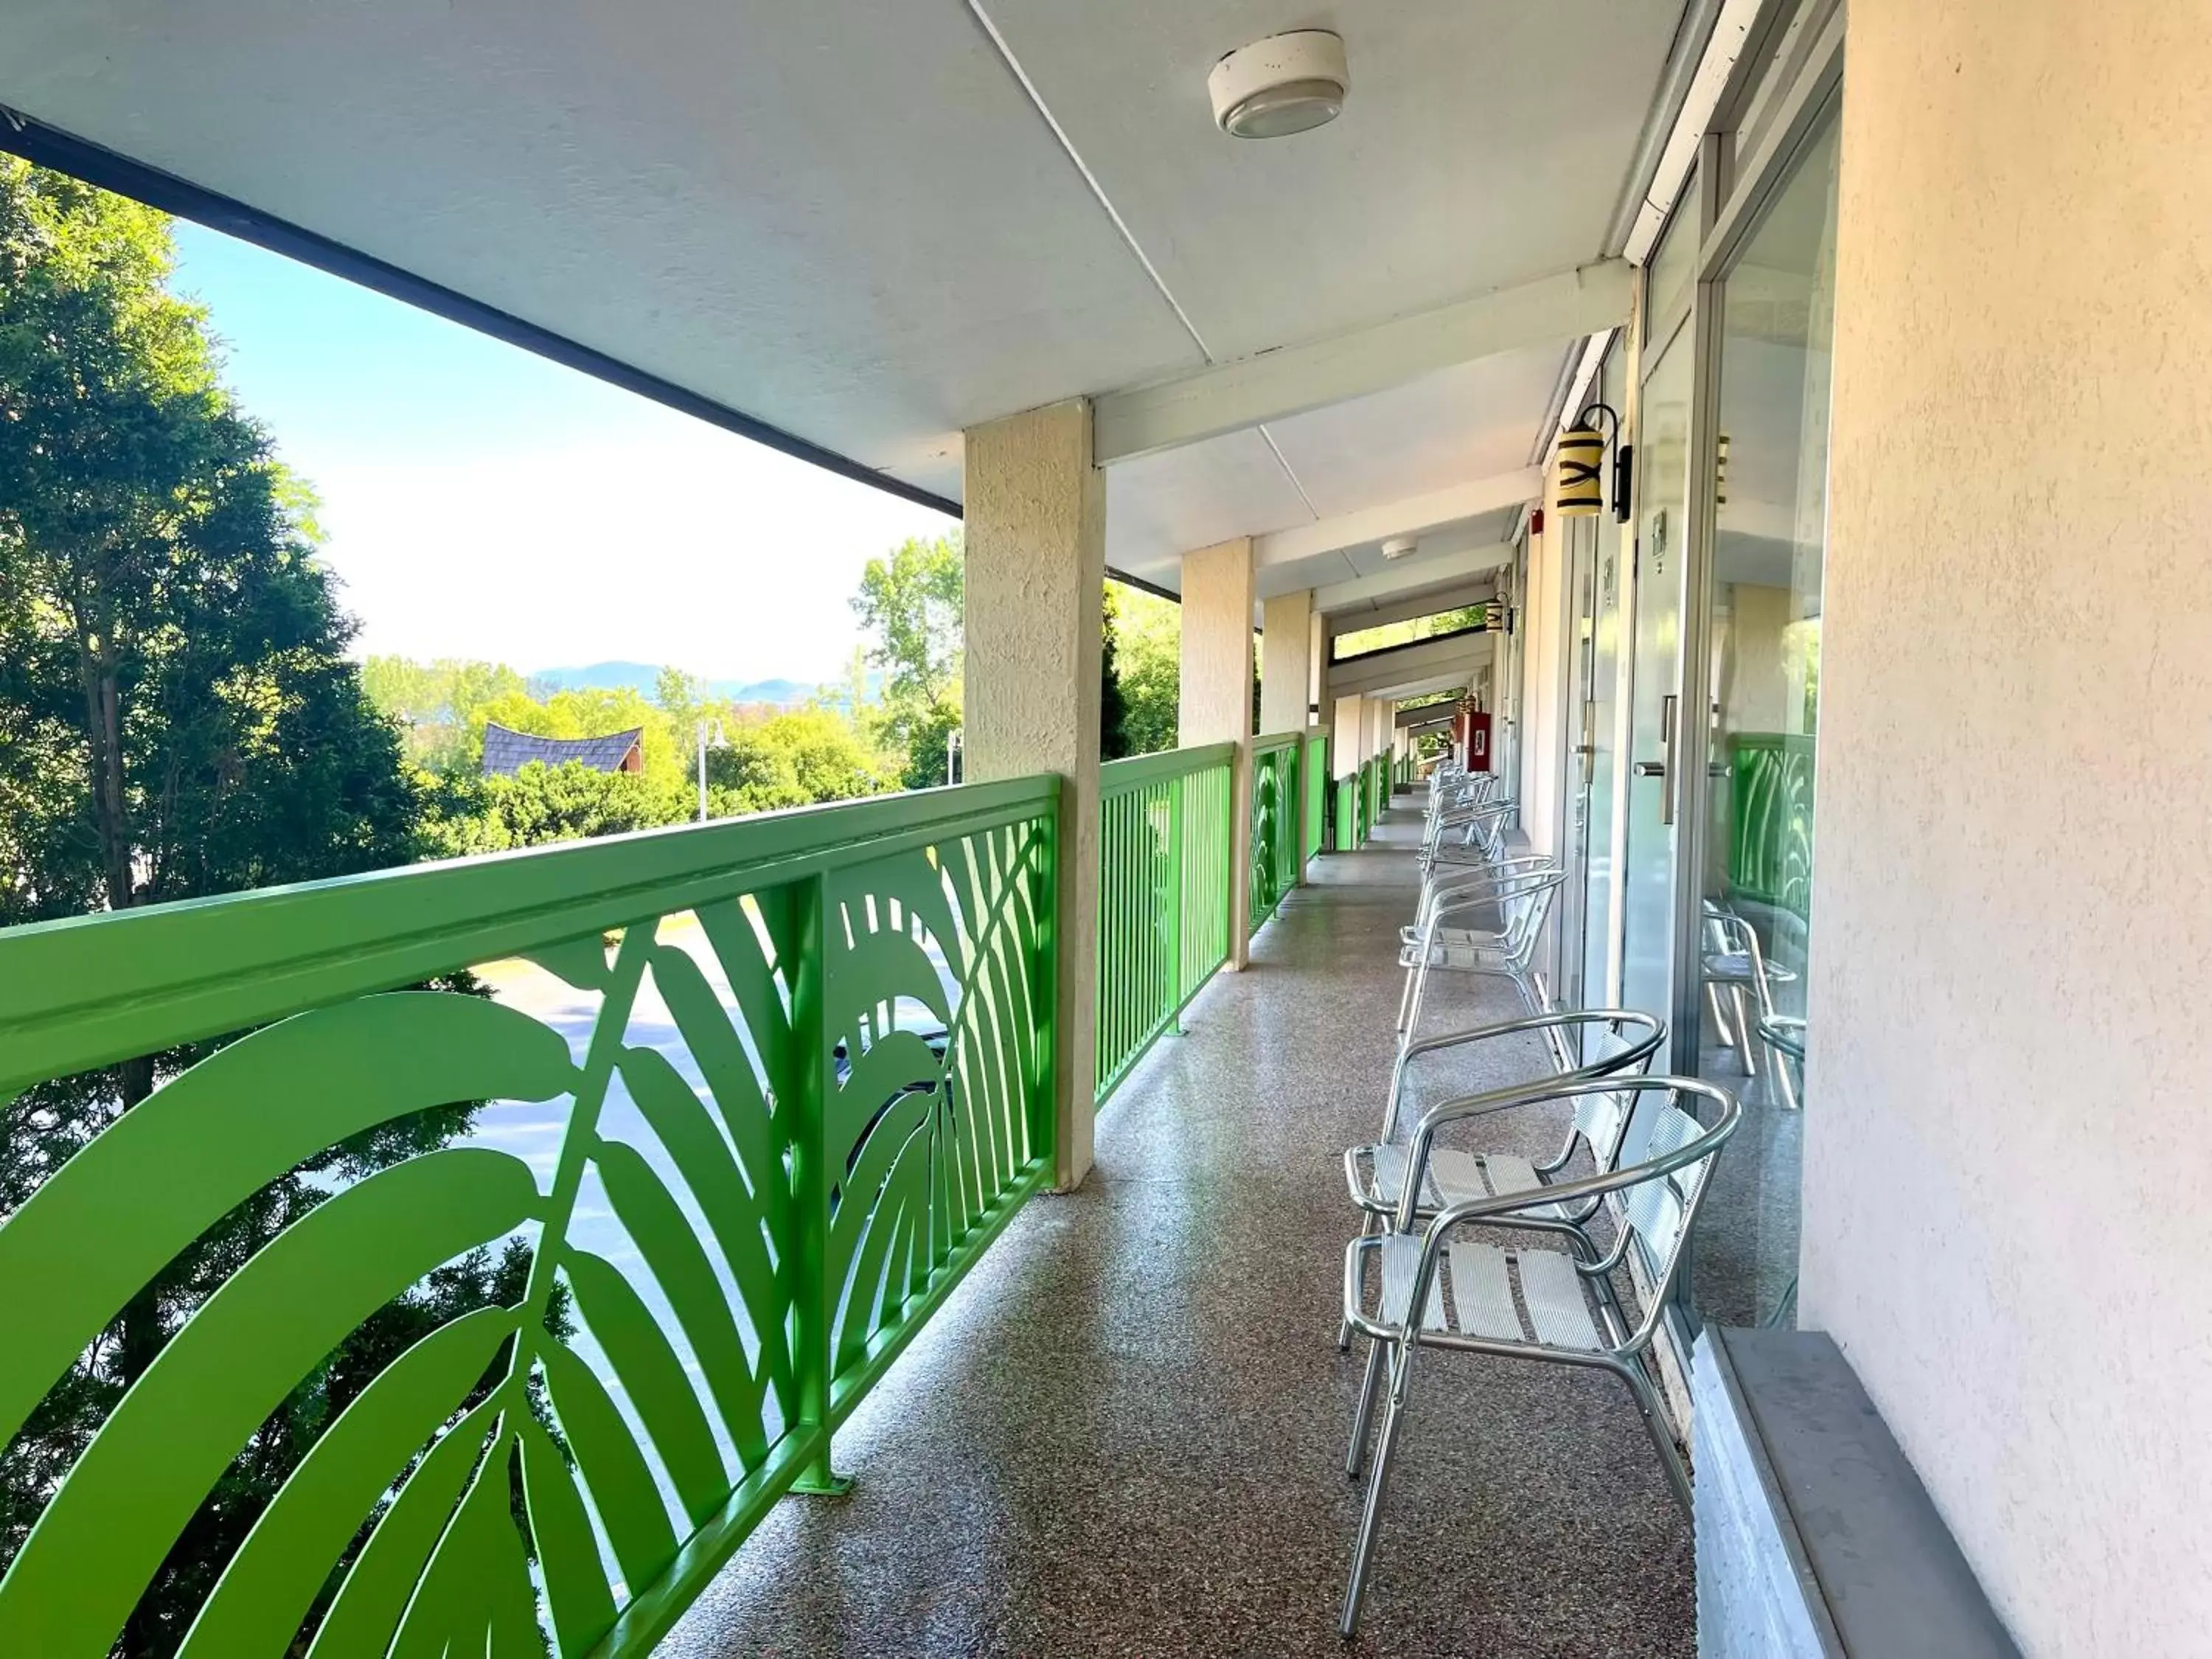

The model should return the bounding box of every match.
[1727,731,1817,917]
[1302,731,1329,863]
[1248,731,1304,936]
[1335,773,1362,852]
[1094,744,1233,1102]
[0,780,1060,1658]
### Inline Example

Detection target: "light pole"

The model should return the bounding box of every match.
[696,717,728,821]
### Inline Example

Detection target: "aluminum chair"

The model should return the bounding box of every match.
[1340,1009,1666,1351]
[1338,1075,1742,1638]
[1388,863,1565,1135]
[1700,900,1800,1109]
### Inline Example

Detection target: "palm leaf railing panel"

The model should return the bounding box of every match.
[0,777,1059,1659]
[1248,731,1304,935]
[1725,732,1817,918]
[1301,731,1328,863]
[1093,743,1234,1104]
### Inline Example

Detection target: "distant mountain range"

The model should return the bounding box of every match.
[529,661,869,708]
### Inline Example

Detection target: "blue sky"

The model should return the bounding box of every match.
[169,223,953,684]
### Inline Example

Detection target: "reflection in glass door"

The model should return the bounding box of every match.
[1579,347,1632,1017]
[1688,104,1841,1332]
[1555,514,1599,1018]
[1618,327,1692,1070]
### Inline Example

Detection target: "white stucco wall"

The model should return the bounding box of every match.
[1804,5,2212,1652]
[964,399,1103,1189]
[1181,538,1256,964]
[1259,589,1315,737]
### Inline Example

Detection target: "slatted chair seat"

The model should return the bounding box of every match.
[1374,1234,1603,1352]
[1354,1142,1565,1220]
[1396,931,1512,973]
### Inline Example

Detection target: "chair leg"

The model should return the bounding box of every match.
[1705,980,1736,1051]
[1341,1346,1416,1640]
[1619,1357,1693,1513]
[1728,985,1759,1079]
[1346,1334,1389,1477]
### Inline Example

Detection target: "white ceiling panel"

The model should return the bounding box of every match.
[1265,347,1563,518]
[0,0,1202,493]
[984,0,1686,361]
[1106,427,1313,589]
[0,0,1686,554]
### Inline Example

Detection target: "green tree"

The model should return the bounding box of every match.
[426,761,692,855]
[1113,581,1181,755]
[706,706,888,813]
[1100,583,1133,761]
[852,532,963,782]
[0,158,555,1655]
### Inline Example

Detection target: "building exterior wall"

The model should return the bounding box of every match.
[1804,5,2212,1652]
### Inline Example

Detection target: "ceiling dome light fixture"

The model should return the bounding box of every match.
[1208,31,1349,139]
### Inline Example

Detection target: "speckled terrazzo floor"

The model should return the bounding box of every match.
[659,803,1696,1659]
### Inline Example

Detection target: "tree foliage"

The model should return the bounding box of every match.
[1112,582,1180,755]
[0,159,565,1658]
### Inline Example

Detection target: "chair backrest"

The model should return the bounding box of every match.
[1565,1016,1660,1165]
[1497,868,1561,967]
[1551,1012,1665,1171]
[1619,1088,1733,1298]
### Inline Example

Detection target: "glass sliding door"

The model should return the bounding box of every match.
[1618,323,1694,1046]
[1555,512,1600,1018]
[1688,102,1842,1330]
[1579,341,1632,1015]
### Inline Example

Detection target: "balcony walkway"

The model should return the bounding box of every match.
[663,801,1694,1658]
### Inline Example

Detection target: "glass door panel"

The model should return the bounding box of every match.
[1580,344,1632,1016]
[1556,514,1599,1018]
[1690,105,1842,1331]
[1618,330,1693,1068]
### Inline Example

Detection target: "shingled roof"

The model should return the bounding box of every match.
[480,722,644,777]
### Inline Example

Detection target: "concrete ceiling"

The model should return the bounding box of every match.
[0,0,1692,590]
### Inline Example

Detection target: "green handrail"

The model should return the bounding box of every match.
[1248,731,1304,936]
[0,779,1061,1658]
[1095,743,1234,1102]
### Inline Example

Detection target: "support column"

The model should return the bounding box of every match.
[1332,692,1365,849]
[1259,589,1314,735]
[964,399,1102,1191]
[1181,537,1256,967]
[1262,588,1318,874]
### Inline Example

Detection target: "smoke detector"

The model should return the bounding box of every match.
[1208,31,1349,139]
[1380,535,1419,561]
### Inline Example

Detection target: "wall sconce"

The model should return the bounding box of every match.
[1555,403,1634,524]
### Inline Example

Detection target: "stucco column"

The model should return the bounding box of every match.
[1180,537,1256,967]
[1259,589,1315,735]
[963,398,1102,1191]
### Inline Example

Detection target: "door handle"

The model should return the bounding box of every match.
[1632,761,1666,777]
[1658,694,1679,826]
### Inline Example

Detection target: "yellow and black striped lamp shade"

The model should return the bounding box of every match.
[1555,422,1607,516]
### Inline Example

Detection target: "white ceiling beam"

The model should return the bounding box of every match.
[1094,260,1632,465]
[1328,633,1495,700]
[1313,543,1514,616]
[1253,470,1541,570]
[1342,581,1499,635]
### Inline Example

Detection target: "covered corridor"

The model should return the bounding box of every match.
[663,805,1693,1658]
